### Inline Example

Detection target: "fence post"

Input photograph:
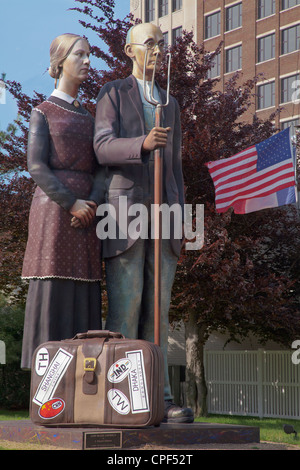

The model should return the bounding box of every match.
[257,349,264,418]
[0,341,5,365]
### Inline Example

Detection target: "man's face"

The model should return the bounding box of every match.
[126,24,164,80]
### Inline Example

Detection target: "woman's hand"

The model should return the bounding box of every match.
[69,200,97,228]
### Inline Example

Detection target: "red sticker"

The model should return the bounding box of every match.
[39,398,65,419]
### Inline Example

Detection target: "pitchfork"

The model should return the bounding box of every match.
[143,49,172,346]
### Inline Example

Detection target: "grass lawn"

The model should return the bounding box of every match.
[0,409,29,421]
[195,414,300,447]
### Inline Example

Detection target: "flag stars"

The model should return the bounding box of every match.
[257,128,292,171]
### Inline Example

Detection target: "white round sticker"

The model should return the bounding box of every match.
[107,389,130,415]
[35,347,49,376]
[107,358,132,383]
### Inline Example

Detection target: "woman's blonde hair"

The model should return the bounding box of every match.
[48,33,89,86]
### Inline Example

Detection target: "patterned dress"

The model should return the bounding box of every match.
[21,95,103,369]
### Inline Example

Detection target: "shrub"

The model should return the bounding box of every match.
[0,294,30,410]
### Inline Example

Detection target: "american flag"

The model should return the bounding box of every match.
[206,127,297,214]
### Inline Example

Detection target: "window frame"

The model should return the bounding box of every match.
[280,117,300,139]
[281,24,300,54]
[159,0,169,18]
[207,52,221,79]
[257,33,276,62]
[257,81,276,110]
[281,73,300,103]
[257,0,276,19]
[225,2,243,32]
[225,44,242,73]
[145,0,155,22]
[172,0,182,12]
[172,26,183,44]
[205,10,221,39]
[281,0,300,11]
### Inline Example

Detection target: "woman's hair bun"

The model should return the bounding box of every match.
[48,65,58,79]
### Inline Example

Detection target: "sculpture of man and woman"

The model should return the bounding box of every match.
[21,23,193,423]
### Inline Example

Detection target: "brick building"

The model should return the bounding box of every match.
[130,0,300,134]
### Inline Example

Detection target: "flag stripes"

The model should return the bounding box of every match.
[206,128,297,214]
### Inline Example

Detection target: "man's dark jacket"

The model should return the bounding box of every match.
[93,74,184,258]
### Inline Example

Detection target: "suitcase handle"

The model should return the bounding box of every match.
[73,330,125,340]
[73,330,126,396]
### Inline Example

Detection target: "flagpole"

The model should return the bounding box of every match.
[295,125,300,215]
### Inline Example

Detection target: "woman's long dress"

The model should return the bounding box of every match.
[21,95,103,369]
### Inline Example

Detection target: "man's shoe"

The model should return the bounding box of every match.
[163,400,194,423]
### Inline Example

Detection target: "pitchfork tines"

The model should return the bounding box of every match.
[143,49,171,108]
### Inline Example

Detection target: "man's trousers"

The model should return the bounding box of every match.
[105,237,178,401]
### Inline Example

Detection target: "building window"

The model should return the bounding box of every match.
[281,118,300,139]
[159,0,168,17]
[207,52,221,79]
[281,73,300,102]
[172,0,182,11]
[225,45,242,73]
[258,33,275,62]
[281,0,300,10]
[163,31,169,49]
[205,11,221,39]
[146,0,155,21]
[281,24,300,54]
[258,0,276,19]
[257,81,275,109]
[225,3,242,32]
[172,26,182,44]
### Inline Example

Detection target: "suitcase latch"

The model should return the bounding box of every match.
[84,357,97,372]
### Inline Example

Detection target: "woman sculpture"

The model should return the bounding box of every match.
[21,33,103,369]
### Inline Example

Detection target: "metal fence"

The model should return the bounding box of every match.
[204,350,300,419]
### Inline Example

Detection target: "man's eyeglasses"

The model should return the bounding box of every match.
[130,41,165,51]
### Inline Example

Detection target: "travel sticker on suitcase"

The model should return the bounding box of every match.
[107,350,150,415]
[32,348,73,407]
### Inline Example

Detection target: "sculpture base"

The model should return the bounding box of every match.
[0,420,259,450]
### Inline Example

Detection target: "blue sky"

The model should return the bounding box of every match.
[0,0,130,130]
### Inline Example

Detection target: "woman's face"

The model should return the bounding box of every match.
[61,39,90,85]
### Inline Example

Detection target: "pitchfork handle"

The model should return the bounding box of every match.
[154,104,163,346]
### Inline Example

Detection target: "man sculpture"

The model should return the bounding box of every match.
[94,22,194,423]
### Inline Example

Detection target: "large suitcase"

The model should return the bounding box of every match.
[30,330,165,427]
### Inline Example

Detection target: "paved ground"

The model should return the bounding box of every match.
[0,439,299,450]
